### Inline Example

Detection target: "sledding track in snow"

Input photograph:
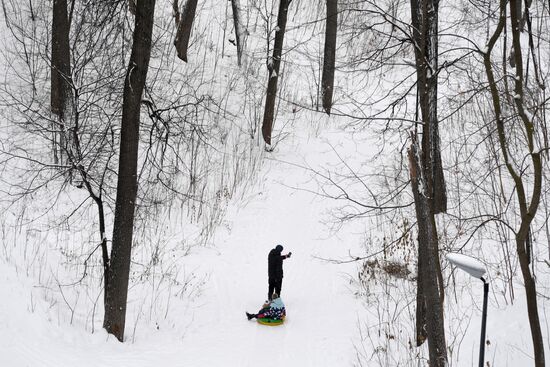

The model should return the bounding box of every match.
[176,129,364,367]
[0,126,366,367]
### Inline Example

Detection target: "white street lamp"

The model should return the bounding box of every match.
[446,253,489,367]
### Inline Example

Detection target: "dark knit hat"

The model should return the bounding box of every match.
[275,244,283,252]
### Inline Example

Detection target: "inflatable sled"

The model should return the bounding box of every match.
[257,316,285,326]
[252,299,286,326]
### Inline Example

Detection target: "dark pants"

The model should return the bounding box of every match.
[268,278,282,300]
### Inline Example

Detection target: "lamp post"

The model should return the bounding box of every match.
[446,253,489,367]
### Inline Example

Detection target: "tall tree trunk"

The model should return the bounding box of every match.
[408,135,447,367]
[51,0,73,163]
[483,0,545,364]
[261,0,291,145]
[321,0,337,115]
[410,0,446,214]
[103,0,156,342]
[410,0,445,352]
[508,1,545,364]
[230,0,245,66]
[173,0,198,62]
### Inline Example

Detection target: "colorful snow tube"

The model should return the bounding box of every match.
[257,317,285,326]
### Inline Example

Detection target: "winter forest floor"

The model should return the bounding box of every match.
[0,124,368,367]
[1,113,549,367]
[2,1,550,364]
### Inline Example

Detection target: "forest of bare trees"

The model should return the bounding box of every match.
[0,0,549,365]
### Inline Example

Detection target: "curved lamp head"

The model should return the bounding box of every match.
[446,253,486,279]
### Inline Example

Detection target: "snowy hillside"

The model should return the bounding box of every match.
[0,124,367,366]
[1,0,550,366]
[2,117,549,366]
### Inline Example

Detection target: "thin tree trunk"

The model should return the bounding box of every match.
[408,135,447,367]
[321,0,337,115]
[415,250,427,346]
[103,0,156,342]
[74,161,110,306]
[261,0,291,145]
[230,0,245,66]
[482,0,545,364]
[508,1,545,364]
[97,197,109,306]
[517,235,545,366]
[85,183,109,305]
[173,0,198,62]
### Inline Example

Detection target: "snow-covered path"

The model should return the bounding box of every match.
[0,128,365,367]
[176,134,363,367]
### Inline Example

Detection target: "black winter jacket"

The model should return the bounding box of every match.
[268,248,287,280]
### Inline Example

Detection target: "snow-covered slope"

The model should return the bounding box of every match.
[2,111,549,367]
[0,124,367,367]
[1,0,550,365]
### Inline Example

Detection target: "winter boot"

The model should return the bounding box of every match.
[246,312,255,320]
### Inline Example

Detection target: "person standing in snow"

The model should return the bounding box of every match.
[246,293,286,320]
[268,244,291,300]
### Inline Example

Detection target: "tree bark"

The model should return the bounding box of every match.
[230,0,245,66]
[482,0,545,364]
[51,0,73,163]
[409,0,445,352]
[410,0,447,214]
[173,0,198,62]
[103,0,156,342]
[415,250,427,346]
[408,135,447,367]
[321,0,337,115]
[261,0,291,145]
[129,0,136,15]
[51,0,72,118]
[507,1,545,364]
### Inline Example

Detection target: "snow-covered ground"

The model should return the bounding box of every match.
[0,125,368,367]
[1,115,550,367]
[1,1,550,366]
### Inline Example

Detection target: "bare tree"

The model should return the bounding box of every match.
[321,0,337,115]
[2,0,128,280]
[103,0,156,342]
[173,0,198,62]
[482,0,546,364]
[261,0,291,145]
